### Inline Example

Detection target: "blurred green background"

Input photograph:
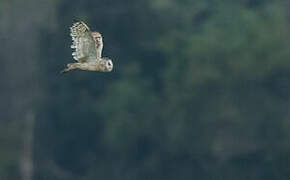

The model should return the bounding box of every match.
[1,0,290,179]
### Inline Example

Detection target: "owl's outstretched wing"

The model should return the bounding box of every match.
[70,21,98,62]
[91,31,103,59]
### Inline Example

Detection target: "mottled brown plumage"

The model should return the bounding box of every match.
[61,21,113,73]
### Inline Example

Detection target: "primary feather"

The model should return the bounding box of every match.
[70,21,98,62]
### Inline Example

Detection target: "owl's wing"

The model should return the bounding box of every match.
[95,35,103,59]
[70,21,98,62]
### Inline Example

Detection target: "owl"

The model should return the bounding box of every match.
[61,20,113,73]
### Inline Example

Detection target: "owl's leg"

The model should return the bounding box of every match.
[61,63,80,73]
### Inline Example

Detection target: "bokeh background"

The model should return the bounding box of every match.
[1,0,290,179]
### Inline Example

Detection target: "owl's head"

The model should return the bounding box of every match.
[100,57,113,72]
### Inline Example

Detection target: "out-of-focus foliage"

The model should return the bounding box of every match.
[1,0,290,179]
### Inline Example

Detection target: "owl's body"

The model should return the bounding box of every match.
[62,59,113,72]
[61,20,113,73]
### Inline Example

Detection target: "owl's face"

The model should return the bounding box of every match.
[100,58,113,72]
[105,59,113,72]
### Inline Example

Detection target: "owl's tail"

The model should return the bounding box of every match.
[60,63,76,73]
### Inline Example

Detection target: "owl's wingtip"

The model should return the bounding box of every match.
[72,17,84,24]
[73,18,80,23]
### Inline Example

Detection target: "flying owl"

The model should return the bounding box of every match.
[61,20,113,73]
